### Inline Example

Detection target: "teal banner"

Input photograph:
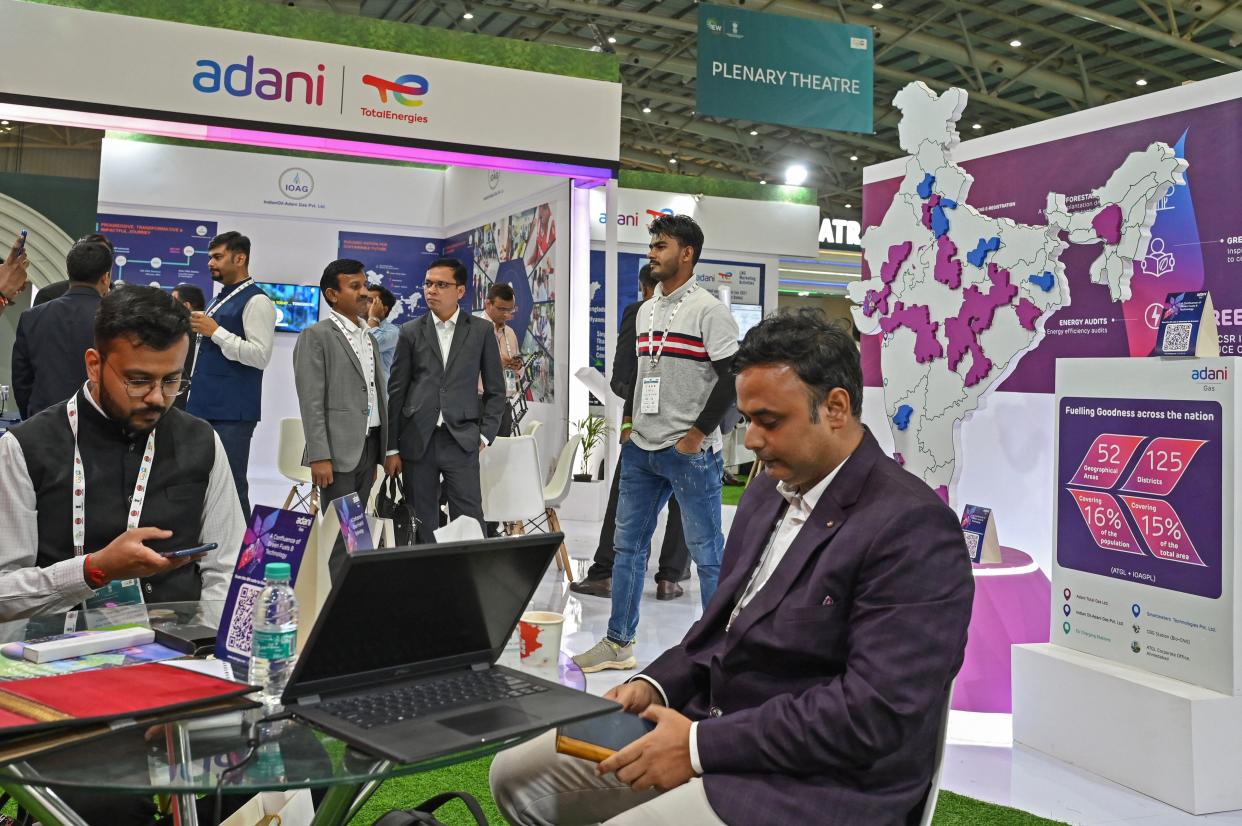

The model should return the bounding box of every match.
[696,5,873,134]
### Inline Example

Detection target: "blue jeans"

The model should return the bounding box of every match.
[607,440,724,645]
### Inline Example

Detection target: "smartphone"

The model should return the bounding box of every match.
[13,230,27,258]
[159,542,218,559]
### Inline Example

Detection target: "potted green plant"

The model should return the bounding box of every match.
[573,414,610,482]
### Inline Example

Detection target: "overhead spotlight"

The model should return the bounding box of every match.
[668,157,678,165]
[749,129,758,136]
[1135,78,1148,86]
[797,291,811,297]
[871,2,883,8]
[849,154,858,161]
[784,164,809,186]
[0,120,7,125]
[845,203,852,208]
[462,11,473,19]
[607,35,617,43]
[642,103,653,114]
[972,123,982,130]
[1009,39,1022,47]
[589,22,615,53]
[760,179,767,185]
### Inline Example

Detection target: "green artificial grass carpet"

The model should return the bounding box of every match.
[345,755,1069,825]
[721,483,748,507]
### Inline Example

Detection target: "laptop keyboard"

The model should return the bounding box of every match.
[318,670,550,730]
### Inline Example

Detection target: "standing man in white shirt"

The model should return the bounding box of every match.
[187,231,277,521]
[475,281,523,437]
[384,258,505,543]
[294,260,388,572]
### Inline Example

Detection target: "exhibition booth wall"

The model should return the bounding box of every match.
[97,137,573,484]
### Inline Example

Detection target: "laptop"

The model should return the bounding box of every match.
[282,534,618,763]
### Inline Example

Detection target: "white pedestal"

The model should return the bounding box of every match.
[1013,643,1242,814]
[560,480,609,521]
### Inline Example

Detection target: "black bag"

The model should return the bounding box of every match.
[375,474,419,546]
[372,791,489,826]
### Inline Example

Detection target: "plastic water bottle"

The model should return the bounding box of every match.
[249,562,298,708]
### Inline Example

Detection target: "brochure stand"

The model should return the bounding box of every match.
[1014,356,1242,814]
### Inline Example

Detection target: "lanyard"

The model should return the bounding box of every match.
[644,284,696,368]
[496,325,514,359]
[206,278,255,318]
[66,395,156,556]
[329,314,377,393]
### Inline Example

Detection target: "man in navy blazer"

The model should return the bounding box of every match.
[490,310,974,825]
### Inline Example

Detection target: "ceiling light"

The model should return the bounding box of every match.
[642,104,652,114]
[668,157,677,164]
[798,291,811,297]
[972,123,982,130]
[849,154,858,161]
[871,2,883,8]
[749,129,758,136]
[607,35,617,43]
[1009,39,1022,47]
[784,164,809,186]
[760,179,767,185]
[844,203,852,208]
[0,120,8,125]
[462,11,473,19]
[1135,78,1148,86]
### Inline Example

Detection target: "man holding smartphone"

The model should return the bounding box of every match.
[0,286,243,618]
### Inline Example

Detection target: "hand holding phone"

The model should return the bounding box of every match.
[159,542,218,559]
[12,230,27,260]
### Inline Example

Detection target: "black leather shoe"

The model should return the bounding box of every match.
[570,577,611,598]
[656,580,685,600]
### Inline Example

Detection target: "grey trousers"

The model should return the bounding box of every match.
[406,427,485,544]
[489,730,728,826]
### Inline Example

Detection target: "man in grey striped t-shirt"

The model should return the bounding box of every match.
[574,214,739,673]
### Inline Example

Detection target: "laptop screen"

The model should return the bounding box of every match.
[287,534,560,696]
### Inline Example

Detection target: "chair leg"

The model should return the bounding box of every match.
[547,508,573,582]
[282,485,297,511]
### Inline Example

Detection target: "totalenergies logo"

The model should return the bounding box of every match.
[362,73,430,106]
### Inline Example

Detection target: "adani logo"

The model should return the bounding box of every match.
[362,73,430,106]
[192,56,326,105]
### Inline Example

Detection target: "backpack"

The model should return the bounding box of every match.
[372,791,488,826]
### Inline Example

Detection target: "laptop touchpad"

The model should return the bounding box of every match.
[439,706,533,736]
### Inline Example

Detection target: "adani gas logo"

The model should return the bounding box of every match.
[193,56,326,105]
[360,73,430,125]
[1191,367,1228,381]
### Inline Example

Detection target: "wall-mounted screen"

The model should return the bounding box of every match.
[731,303,763,340]
[257,283,321,333]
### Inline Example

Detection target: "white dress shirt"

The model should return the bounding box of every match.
[330,309,381,429]
[0,386,245,620]
[434,307,459,426]
[636,458,846,775]
[210,290,277,368]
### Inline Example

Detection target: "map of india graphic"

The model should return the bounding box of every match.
[850,83,1187,498]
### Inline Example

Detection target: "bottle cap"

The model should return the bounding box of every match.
[264,562,292,581]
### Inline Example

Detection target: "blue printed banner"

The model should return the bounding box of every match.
[696,4,873,134]
[96,214,217,294]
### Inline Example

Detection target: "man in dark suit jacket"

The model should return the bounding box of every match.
[12,239,112,419]
[491,310,975,826]
[571,264,690,600]
[383,258,505,543]
[170,283,205,411]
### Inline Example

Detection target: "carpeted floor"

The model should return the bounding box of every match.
[346,754,1069,825]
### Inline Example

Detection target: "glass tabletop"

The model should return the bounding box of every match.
[0,602,585,794]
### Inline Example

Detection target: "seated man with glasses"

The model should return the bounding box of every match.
[0,286,243,621]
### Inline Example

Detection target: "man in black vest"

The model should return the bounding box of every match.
[0,286,243,611]
[11,238,112,419]
[186,231,277,521]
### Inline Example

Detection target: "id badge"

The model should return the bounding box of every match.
[640,376,661,414]
[504,368,518,396]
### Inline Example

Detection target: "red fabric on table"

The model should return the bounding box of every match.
[0,663,247,727]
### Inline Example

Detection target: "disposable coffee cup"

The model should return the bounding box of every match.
[518,611,563,669]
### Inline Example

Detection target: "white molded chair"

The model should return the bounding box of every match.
[525,436,581,582]
[480,435,547,526]
[435,515,486,543]
[523,419,543,439]
[277,418,315,512]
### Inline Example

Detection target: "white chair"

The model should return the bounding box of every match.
[277,418,315,512]
[435,515,486,543]
[480,435,547,527]
[916,682,955,826]
[523,419,543,440]
[525,436,581,582]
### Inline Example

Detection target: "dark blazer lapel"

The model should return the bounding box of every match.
[442,311,471,375]
[329,322,367,382]
[725,433,882,641]
[420,313,445,374]
[696,482,786,633]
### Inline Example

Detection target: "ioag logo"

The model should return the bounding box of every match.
[278,168,314,201]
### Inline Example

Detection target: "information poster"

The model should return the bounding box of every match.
[95,214,217,294]
[337,232,443,325]
[1053,357,1238,694]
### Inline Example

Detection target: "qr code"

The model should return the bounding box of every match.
[225,583,262,656]
[1162,322,1193,354]
[963,532,980,559]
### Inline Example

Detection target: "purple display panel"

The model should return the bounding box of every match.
[862,99,1242,392]
[338,232,443,324]
[1058,397,1221,598]
[96,214,217,295]
[214,506,315,670]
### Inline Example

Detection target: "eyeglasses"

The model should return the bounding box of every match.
[106,361,191,398]
[492,304,517,315]
[424,279,459,291]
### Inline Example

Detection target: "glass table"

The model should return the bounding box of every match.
[0,602,587,826]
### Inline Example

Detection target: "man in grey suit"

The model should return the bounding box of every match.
[294,259,388,570]
[383,258,505,543]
